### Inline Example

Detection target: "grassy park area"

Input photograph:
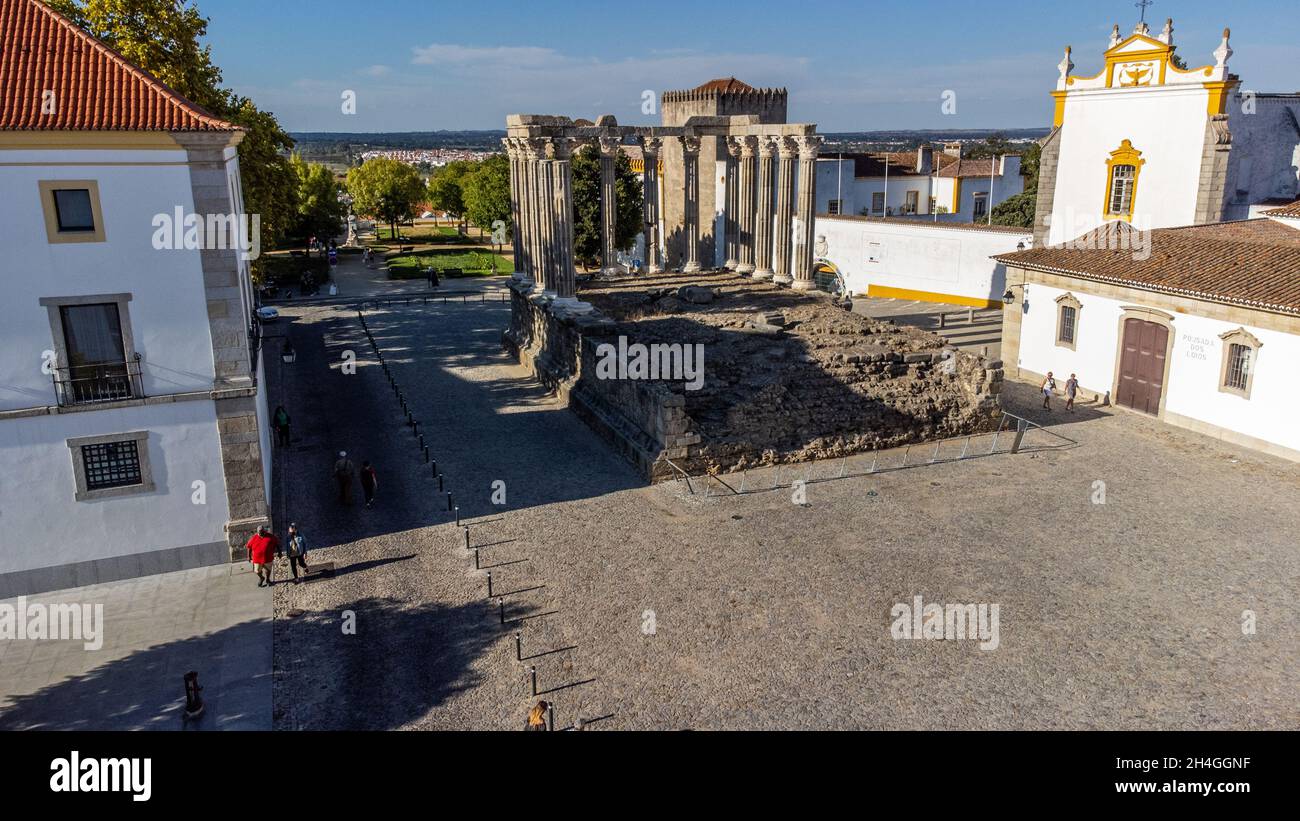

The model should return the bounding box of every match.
[385,248,512,279]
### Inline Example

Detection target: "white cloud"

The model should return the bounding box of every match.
[360,64,391,77]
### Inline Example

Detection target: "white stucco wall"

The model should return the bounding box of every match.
[1050,85,1212,244]
[0,400,231,574]
[0,148,217,411]
[818,217,1031,306]
[1015,282,1300,454]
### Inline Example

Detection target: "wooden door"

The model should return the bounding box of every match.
[1116,318,1167,415]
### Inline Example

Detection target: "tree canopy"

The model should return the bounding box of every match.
[346,158,427,236]
[426,161,476,225]
[571,147,642,269]
[461,154,512,246]
[291,155,346,246]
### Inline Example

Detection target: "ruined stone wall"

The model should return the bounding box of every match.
[505,274,1003,482]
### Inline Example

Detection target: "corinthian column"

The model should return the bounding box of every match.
[599,136,621,276]
[503,138,523,280]
[526,138,553,294]
[549,137,591,311]
[682,135,702,274]
[772,137,797,286]
[736,136,757,275]
[724,138,741,270]
[792,135,825,291]
[640,136,662,274]
[752,136,777,280]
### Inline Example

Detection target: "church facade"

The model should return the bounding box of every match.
[1001,19,1300,461]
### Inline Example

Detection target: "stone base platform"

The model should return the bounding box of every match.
[504,272,1003,482]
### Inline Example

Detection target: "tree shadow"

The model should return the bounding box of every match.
[275,596,531,730]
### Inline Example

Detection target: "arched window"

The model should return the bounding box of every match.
[1103,140,1145,220]
[1219,328,1262,399]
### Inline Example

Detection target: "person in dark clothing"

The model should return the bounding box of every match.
[525,700,549,731]
[334,451,355,506]
[360,461,379,508]
[273,405,291,447]
[282,523,309,582]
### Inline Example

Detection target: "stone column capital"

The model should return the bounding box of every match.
[551,136,577,160]
[778,136,800,159]
[523,137,550,159]
[598,135,623,155]
[794,135,825,160]
[639,135,662,156]
[725,136,744,158]
[758,135,781,157]
[737,135,760,157]
[681,135,702,155]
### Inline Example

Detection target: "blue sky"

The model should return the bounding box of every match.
[196,0,1300,132]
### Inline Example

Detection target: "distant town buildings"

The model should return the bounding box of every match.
[357,147,496,167]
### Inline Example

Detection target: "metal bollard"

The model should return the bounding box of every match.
[446,491,452,511]
[455,506,460,527]
[464,527,470,551]
[486,571,493,598]
[515,631,522,661]
[474,547,480,570]
[498,597,506,625]
[423,445,429,463]
[530,666,537,697]
[438,474,444,492]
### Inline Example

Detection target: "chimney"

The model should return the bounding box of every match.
[942,141,962,159]
[916,146,933,174]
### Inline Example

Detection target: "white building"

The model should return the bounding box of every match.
[1000,18,1300,461]
[0,0,272,596]
[814,217,1031,308]
[818,146,1024,223]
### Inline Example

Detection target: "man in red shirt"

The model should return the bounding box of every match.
[245,526,280,588]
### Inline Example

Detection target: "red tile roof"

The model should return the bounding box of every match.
[993,219,1300,315]
[934,157,1001,178]
[692,77,756,94]
[1264,199,1300,218]
[0,0,238,131]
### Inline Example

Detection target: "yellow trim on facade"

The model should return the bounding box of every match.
[1204,79,1238,115]
[865,284,997,309]
[951,178,961,214]
[0,131,184,150]
[1102,139,1144,221]
[1051,91,1067,127]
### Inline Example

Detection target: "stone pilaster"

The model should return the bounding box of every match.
[682,136,702,274]
[724,139,741,270]
[640,136,663,274]
[772,137,797,285]
[526,138,553,294]
[172,130,270,559]
[736,136,758,275]
[792,135,824,290]
[599,136,621,275]
[550,137,586,308]
[752,136,777,280]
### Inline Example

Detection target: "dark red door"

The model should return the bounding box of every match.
[1117,318,1167,415]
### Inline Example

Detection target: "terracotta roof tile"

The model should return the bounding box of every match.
[934,157,1001,178]
[0,0,238,131]
[1263,199,1300,218]
[994,219,1300,315]
[692,77,756,94]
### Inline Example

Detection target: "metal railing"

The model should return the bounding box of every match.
[358,292,511,311]
[669,410,1078,498]
[51,360,144,407]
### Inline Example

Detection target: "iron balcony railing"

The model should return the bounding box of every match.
[51,359,144,407]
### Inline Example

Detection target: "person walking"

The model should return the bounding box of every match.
[1041,371,1056,411]
[245,526,279,588]
[273,405,291,447]
[1064,373,1079,412]
[360,461,379,508]
[282,523,310,583]
[333,451,356,506]
[525,700,550,731]
[427,267,440,289]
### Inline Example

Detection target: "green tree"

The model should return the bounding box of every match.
[571,146,642,269]
[291,155,346,247]
[462,154,512,250]
[44,0,297,278]
[346,158,427,238]
[427,161,475,228]
[989,190,1036,229]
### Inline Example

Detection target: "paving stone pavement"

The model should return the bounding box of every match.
[268,293,1299,730]
[0,564,272,730]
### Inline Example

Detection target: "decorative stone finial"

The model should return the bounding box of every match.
[1158,17,1174,45]
[1214,27,1232,70]
[1133,20,1150,37]
[1109,24,1121,48]
[1057,46,1074,85]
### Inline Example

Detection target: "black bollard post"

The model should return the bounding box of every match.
[455,506,460,527]
[474,547,480,570]
[423,446,429,463]
[464,527,470,551]
[515,631,522,661]
[419,434,425,450]
[530,666,537,697]
[446,491,452,511]
[438,474,444,492]
[547,705,554,732]
[431,460,438,478]
[498,597,505,625]
[486,571,493,598]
